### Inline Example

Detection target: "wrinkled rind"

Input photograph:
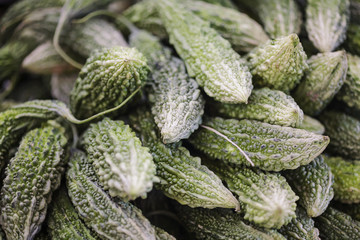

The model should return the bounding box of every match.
[306,0,350,52]
[70,46,150,119]
[324,156,360,203]
[279,207,320,240]
[294,51,347,116]
[81,118,156,201]
[337,53,360,110]
[210,88,303,127]
[66,151,157,240]
[176,206,286,240]
[319,111,360,159]
[154,227,176,240]
[283,156,334,217]
[297,115,325,135]
[205,159,298,229]
[190,116,329,171]
[0,124,68,240]
[246,34,308,93]
[129,109,240,210]
[315,207,360,239]
[156,0,253,103]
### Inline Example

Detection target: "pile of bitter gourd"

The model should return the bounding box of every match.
[0,0,360,239]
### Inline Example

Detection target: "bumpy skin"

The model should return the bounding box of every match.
[337,54,360,110]
[66,151,157,240]
[319,111,360,159]
[47,187,98,240]
[205,159,298,229]
[306,0,350,52]
[294,51,348,116]
[334,201,360,221]
[70,46,150,119]
[156,0,253,103]
[210,88,303,127]
[315,207,360,239]
[279,207,320,240]
[283,156,334,217]
[201,0,237,8]
[81,118,156,201]
[324,156,360,203]
[298,115,325,135]
[347,24,360,55]
[129,109,239,210]
[0,124,68,240]
[190,116,330,171]
[176,206,286,240]
[154,227,176,240]
[246,34,308,93]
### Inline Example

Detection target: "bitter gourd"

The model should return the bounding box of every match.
[190,116,330,171]
[333,201,360,221]
[81,117,156,201]
[319,110,360,159]
[0,123,68,240]
[346,23,360,56]
[129,109,240,210]
[324,156,360,203]
[315,207,360,239]
[70,46,150,119]
[279,207,320,240]
[154,227,176,240]
[47,187,98,240]
[337,53,360,110]
[283,156,334,217]
[293,50,347,116]
[66,150,157,240]
[200,0,237,8]
[246,34,308,93]
[209,87,303,127]
[298,115,325,135]
[204,159,298,229]
[306,0,350,52]
[156,0,253,103]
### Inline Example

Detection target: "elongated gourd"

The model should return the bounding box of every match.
[0,123,68,240]
[283,156,334,217]
[306,0,350,52]
[156,0,253,103]
[209,88,303,127]
[205,159,298,229]
[293,50,347,116]
[70,46,150,119]
[190,116,329,171]
[129,109,240,210]
[297,115,325,135]
[319,111,360,159]
[81,118,156,201]
[66,151,157,240]
[246,34,308,93]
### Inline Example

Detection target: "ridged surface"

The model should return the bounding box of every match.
[297,115,325,135]
[156,0,253,103]
[154,227,176,240]
[246,34,308,93]
[190,116,329,171]
[129,109,239,210]
[283,156,334,217]
[66,151,157,240]
[294,51,347,116]
[0,124,68,240]
[81,118,156,201]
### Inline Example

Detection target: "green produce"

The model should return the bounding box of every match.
[283,156,334,217]
[293,50,348,116]
[351,0,360,22]
[325,156,360,203]
[333,201,360,221]
[190,116,330,171]
[315,207,360,239]
[205,159,298,229]
[347,24,360,55]
[201,0,237,8]
[279,207,320,240]
[319,111,360,159]
[0,123,68,240]
[129,109,240,210]
[246,34,308,93]
[70,46,150,119]
[81,118,156,201]
[297,115,325,135]
[156,0,253,103]
[209,88,303,127]
[154,227,176,240]
[66,150,157,240]
[306,0,350,52]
